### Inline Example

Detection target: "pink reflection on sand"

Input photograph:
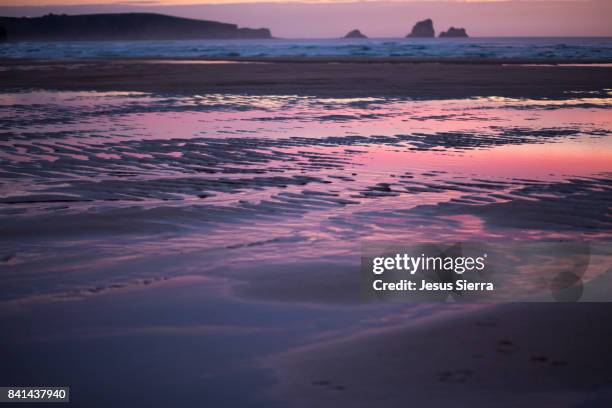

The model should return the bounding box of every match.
[2,92,611,258]
[115,100,611,143]
[356,137,612,180]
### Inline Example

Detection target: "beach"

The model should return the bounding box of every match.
[0,58,612,99]
[1,55,611,407]
[270,303,612,408]
[1,57,612,98]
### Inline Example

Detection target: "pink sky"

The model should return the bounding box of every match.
[1,0,611,38]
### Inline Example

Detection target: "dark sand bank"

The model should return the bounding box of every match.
[1,58,611,98]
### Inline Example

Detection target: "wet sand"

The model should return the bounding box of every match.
[1,57,611,99]
[269,302,612,407]
[1,57,611,407]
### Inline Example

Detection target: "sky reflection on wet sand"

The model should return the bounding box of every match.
[1,91,611,295]
[0,90,611,407]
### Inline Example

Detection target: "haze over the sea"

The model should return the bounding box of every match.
[1,0,611,38]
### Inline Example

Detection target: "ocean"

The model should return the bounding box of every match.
[1,37,612,60]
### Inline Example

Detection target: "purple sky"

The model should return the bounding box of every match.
[1,1,611,38]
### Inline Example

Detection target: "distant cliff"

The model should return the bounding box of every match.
[440,27,469,38]
[0,13,272,41]
[406,19,435,38]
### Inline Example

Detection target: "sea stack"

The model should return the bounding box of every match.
[406,19,435,38]
[344,29,367,39]
[439,27,469,38]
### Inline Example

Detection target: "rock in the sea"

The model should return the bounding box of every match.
[439,27,469,38]
[406,19,435,38]
[344,29,367,39]
[0,26,6,41]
